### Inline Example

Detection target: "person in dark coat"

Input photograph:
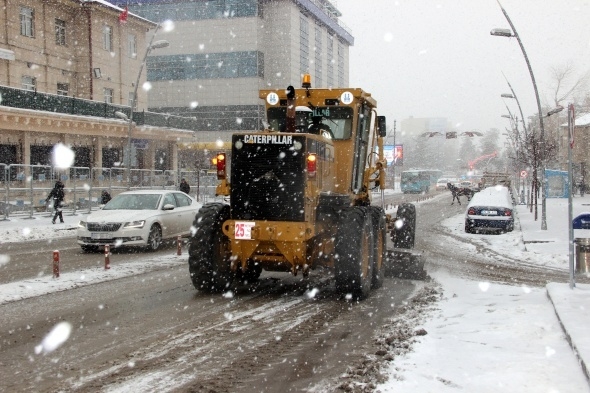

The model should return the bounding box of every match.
[448,182,462,205]
[45,180,65,224]
[100,190,112,205]
[179,178,191,194]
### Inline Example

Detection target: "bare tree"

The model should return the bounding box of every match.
[548,62,590,106]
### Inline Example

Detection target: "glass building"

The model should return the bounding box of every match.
[115,0,354,136]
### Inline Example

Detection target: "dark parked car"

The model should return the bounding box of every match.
[465,186,514,234]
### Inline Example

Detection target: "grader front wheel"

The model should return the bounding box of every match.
[368,206,386,289]
[334,207,374,300]
[188,203,233,292]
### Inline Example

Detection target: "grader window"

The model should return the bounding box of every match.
[267,106,353,139]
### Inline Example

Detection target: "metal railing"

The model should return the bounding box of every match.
[0,85,200,131]
[0,164,221,220]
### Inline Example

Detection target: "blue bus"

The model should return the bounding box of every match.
[400,169,443,193]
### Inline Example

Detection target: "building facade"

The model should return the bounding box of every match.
[0,0,186,176]
[118,0,353,137]
[0,0,354,180]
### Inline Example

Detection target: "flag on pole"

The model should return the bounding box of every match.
[119,6,128,23]
[568,104,575,149]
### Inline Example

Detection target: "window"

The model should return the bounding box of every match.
[103,25,112,51]
[174,192,191,207]
[314,26,323,87]
[55,19,66,45]
[127,34,137,58]
[337,42,344,87]
[20,7,34,37]
[147,51,263,81]
[129,0,258,23]
[22,76,36,91]
[104,88,114,103]
[57,83,69,96]
[327,34,334,87]
[300,16,309,75]
[163,193,177,207]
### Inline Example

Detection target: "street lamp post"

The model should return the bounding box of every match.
[491,2,548,229]
[116,25,169,190]
[501,81,533,210]
[392,120,397,190]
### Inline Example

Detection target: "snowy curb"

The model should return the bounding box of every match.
[0,254,185,305]
[546,282,590,387]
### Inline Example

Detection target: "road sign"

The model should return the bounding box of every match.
[521,170,528,178]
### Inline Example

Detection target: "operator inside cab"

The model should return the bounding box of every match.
[294,106,312,133]
[308,115,333,139]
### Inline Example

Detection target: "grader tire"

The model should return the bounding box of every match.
[334,207,374,300]
[368,206,386,289]
[188,203,233,292]
[393,203,416,249]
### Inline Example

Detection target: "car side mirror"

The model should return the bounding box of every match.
[163,204,175,211]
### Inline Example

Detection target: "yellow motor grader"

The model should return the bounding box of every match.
[188,75,424,299]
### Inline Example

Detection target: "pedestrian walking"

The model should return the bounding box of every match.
[100,190,112,205]
[46,180,65,224]
[179,178,191,194]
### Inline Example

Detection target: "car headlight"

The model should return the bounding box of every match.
[124,220,146,228]
[78,220,87,228]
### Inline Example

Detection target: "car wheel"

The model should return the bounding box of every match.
[146,224,162,251]
[465,221,473,234]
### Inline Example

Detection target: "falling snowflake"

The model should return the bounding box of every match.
[52,143,75,169]
[162,20,175,32]
[35,321,72,354]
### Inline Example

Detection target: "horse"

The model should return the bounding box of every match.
[447,183,475,205]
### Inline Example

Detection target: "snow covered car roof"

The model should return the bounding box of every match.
[467,186,513,209]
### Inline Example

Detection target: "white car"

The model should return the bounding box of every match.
[464,186,514,234]
[435,178,449,190]
[77,190,201,252]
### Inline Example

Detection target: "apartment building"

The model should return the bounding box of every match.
[0,0,187,174]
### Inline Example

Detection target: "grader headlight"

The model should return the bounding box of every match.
[307,153,317,178]
[216,152,226,179]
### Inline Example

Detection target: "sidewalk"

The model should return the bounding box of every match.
[517,196,590,383]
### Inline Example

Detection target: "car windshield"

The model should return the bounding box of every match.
[102,194,162,210]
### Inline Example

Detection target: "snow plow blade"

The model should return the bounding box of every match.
[385,248,427,280]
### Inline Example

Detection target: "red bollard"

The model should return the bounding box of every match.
[177,235,182,256]
[52,250,60,278]
[104,244,110,270]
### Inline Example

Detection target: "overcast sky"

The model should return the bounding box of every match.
[336,0,590,135]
